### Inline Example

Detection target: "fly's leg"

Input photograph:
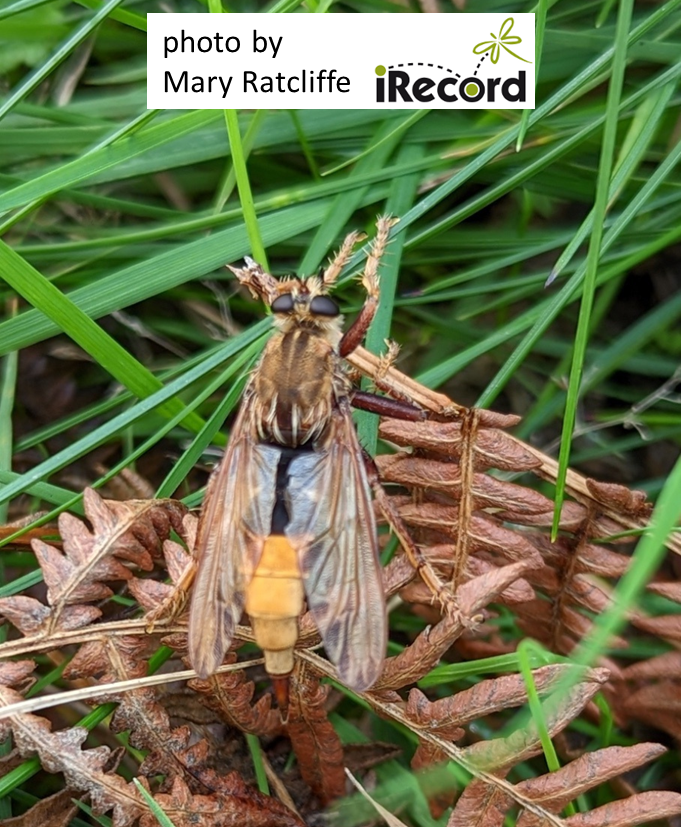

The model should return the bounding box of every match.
[362,451,457,612]
[350,341,427,422]
[375,340,401,382]
[351,389,425,422]
[347,344,466,420]
[322,229,367,287]
[339,216,398,358]
[357,339,426,408]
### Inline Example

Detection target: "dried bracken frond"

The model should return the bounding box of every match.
[286,661,346,805]
[449,744,680,827]
[459,671,609,772]
[1,490,188,638]
[513,744,669,825]
[0,661,36,691]
[62,634,216,786]
[376,560,538,691]
[189,654,281,738]
[378,411,538,471]
[353,344,676,553]
[36,489,185,604]
[115,687,211,783]
[407,664,586,736]
[302,651,634,826]
[64,634,151,684]
[138,775,305,827]
[0,592,103,637]
[0,684,144,827]
[0,788,80,827]
[130,512,198,624]
[362,360,681,745]
[0,649,301,826]
[403,662,608,808]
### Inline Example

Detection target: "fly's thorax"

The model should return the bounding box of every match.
[252,321,346,446]
[272,311,344,347]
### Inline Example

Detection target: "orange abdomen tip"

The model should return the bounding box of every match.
[245,535,304,678]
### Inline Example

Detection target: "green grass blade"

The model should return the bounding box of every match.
[0,110,220,214]
[0,321,268,508]
[297,119,404,276]
[322,109,429,177]
[356,142,424,455]
[553,0,660,539]
[214,110,267,211]
[0,0,57,21]
[394,0,681,237]
[155,340,263,498]
[0,199,329,354]
[0,301,18,523]
[517,641,565,783]
[0,240,205,434]
[0,0,127,122]
[224,109,269,269]
[73,0,146,29]
[474,85,681,407]
[548,80,676,283]
[133,779,178,827]
[516,0,549,150]
[245,734,270,795]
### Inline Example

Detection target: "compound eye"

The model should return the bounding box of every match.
[309,295,340,317]
[271,293,294,314]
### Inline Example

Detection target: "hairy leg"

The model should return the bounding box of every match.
[322,229,366,287]
[339,215,397,358]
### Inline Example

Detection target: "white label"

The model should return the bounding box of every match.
[147,13,535,110]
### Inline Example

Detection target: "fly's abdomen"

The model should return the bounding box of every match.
[245,535,304,677]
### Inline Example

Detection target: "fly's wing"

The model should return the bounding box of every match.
[188,396,281,679]
[285,403,386,692]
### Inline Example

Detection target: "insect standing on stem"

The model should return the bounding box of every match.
[188,217,441,703]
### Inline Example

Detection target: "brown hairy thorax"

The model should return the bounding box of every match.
[230,266,349,447]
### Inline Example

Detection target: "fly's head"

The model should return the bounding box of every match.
[228,257,344,338]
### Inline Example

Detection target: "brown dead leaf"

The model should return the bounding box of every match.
[0,595,101,636]
[378,561,538,691]
[286,661,345,805]
[585,480,652,520]
[377,453,554,514]
[0,684,143,827]
[29,490,187,631]
[189,654,281,738]
[378,418,541,472]
[139,774,305,827]
[343,741,403,773]
[447,778,509,827]
[563,790,681,827]
[0,788,79,827]
[515,744,666,822]
[460,667,610,772]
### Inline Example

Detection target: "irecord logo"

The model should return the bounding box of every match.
[375,64,527,104]
[375,17,532,106]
